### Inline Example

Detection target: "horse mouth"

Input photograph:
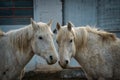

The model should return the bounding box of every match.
[46,59,57,65]
[60,65,68,69]
[47,62,54,65]
[58,61,68,69]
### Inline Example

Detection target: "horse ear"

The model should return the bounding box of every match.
[47,19,53,27]
[56,22,61,31]
[31,18,37,30]
[67,21,74,31]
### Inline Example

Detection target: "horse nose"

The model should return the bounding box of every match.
[58,60,68,68]
[65,60,69,65]
[58,60,69,65]
[49,55,53,61]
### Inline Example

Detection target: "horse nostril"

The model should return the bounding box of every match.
[65,60,69,64]
[58,61,60,64]
[49,55,53,60]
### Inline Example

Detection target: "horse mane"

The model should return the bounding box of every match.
[73,26,116,51]
[6,25,33,52]
[73,27,88,50]
[85,26,116,41]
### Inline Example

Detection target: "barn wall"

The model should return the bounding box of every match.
[64,0,97,26]
[33,0,62,29]
[97,0,120,30]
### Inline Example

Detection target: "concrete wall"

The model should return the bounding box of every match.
[64,0,97,26]
[33,0,62,29]
[97,0,120,30]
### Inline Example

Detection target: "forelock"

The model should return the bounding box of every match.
[57,26,74,41]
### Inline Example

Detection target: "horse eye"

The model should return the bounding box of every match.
[39,36,43,40]
[69,39,72,43]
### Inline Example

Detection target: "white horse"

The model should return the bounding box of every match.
[56,22,120,80]
[0,19,58,80]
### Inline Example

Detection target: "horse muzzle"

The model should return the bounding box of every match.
[46,55,57,65]
[58,61,69,69]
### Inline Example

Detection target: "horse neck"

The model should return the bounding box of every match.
[0,36,34,76]
[74,27,88,52]
[7,25,34,52]
[74,29,102,65]
[6,25,34,68]
[8,44,34,72]
[15,49,34,68]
